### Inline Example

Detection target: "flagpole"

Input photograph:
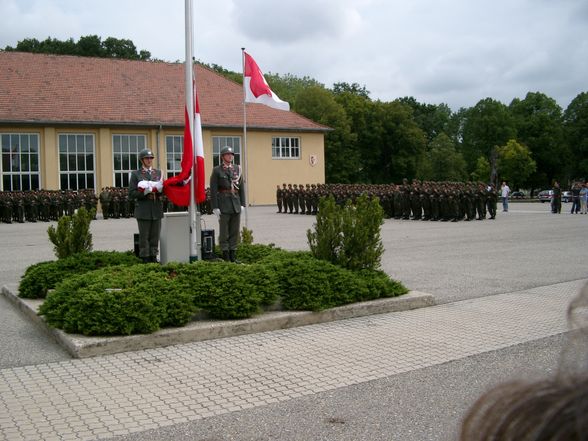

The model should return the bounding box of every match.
[241,47,249,227]
[186,0,201,261]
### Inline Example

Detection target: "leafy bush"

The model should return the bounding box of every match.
[307,194,384,271]
[235,243,282,264]
[169,261,279,319]
[241,226,254,245]
[19,251,141,299]
[38,265,195,335]
[34,247,407,336]
[47,207,95,259]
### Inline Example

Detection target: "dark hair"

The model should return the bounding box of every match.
[459,375,588,441]
[460,284,588,441]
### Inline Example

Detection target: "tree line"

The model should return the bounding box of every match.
[5,36,587,192]
[205,63,587,193]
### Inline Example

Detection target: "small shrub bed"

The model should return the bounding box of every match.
[38,264,194,335]
[19,251,142,299]
[34,244,408,336]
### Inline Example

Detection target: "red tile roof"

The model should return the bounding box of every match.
[0,51,329,132]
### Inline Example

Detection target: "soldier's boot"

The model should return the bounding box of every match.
[222,250,230,262]
[229,250,241,264]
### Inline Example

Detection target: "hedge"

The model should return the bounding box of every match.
[34,246,408,336]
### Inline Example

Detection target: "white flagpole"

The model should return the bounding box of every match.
[186,0,201,261]
[241,47,249,227]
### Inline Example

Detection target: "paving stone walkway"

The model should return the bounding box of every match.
[0,279,582,441]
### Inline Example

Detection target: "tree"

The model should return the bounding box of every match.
[4,35,151,60]
[496,139,537,189]
[563,92,588,181]
[510,92,565,189]
[397,97,453,144]
[295,86,359,183]
[417,133,467,181]
[471,156,492,183]
[460,98,517,173]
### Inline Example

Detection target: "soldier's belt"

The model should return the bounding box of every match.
[218,189,238,194]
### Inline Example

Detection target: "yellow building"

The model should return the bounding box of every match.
[0,52,329,205]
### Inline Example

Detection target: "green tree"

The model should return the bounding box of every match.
[496,139,537,189]
[4,35,151,60]
[417,133,467,181]
[461,98,517,173]
[470,156,492,183]
[563,92,588,180]
[397,97,453,143]
[295,86,358,183]
[510,92,565,189]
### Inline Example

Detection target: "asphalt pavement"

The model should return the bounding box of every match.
[0,201,586,441]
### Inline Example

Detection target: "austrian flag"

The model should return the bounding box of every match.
[243,52,290,111]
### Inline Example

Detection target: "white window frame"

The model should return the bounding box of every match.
[272,136,300,159]
[212,136,241,167]
[112,134,146,188]
[58,133,96,190]
[1,133,41,191]
[165,135,183,177]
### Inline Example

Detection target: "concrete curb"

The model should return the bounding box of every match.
[2,283,435,359]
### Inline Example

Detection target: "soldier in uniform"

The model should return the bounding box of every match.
[486,183,497,219]
[276,184,283,213]
[129,148,164,263]
[210,146,245,262]
[99,188,112,219]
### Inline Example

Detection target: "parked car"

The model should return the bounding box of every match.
[562,191,572,203]
[537,190,553,202]
[511,191,525,199]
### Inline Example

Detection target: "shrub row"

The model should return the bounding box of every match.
[18,251,142,299]
[31,244,408,336]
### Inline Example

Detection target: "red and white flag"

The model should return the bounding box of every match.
[164,85,206,206]
[244,52,290,111]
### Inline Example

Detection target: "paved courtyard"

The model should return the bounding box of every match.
[0,202,586,440]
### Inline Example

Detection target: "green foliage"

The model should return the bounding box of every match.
[166,262,279,319]
[4,35,151,60]
[417,133,467,181]
[259,251,407,311]
[35,245,407,335]
[236,243,281,264]
[564,92,588,180]
[461,98,517,172]
[496,139,537,189]
[307,194,384,271]
[240,227,254,245]
[18,251,141,299]
[39,265,193,335]
[47,207,95,259]
[470,156,492,183]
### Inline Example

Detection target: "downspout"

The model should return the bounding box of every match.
[156,125,162,168]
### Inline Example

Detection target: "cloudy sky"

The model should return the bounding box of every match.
[1,0,586,111]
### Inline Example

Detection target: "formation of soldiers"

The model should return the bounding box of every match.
[0,189,98,223]
[276,180,499,221]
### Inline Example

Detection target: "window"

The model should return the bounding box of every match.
[272,137,300,159]
[166,135,183,177]
[212,136,241,167]
[112,134,146,187]
[58,134,95,190]
[1,133,40,191]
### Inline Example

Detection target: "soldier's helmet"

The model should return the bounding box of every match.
[138,149,155,161]
[220,146,234,156]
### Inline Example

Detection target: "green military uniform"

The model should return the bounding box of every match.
[129,149,164,263]
[210,146,245,262]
